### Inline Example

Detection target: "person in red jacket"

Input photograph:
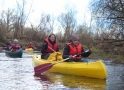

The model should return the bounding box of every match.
[27,42,33,48]
[41,34,59,59]
[10,39,21,52]
[6,41,12,51]
[63,35,92,62]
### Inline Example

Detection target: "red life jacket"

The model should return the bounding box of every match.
[7,44,11,48]
[11,43,20,51]
[27,44,33,48]
[42,39,58,56]
[67,43,82,60]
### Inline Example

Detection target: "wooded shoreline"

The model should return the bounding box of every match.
[1,39,123,64]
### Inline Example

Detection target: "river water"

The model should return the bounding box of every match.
[0,50,124,90]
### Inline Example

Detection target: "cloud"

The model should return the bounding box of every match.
[0,0,91,29]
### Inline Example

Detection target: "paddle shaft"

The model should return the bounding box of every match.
[48,46,56,52]
[34,52,83,74]
[53,54,79,65]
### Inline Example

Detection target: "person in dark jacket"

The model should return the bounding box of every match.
[6,41,12,51]
[63,35,92,62]
[41,34,59,59]
[10,39,21,52]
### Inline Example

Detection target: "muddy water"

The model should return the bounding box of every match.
[0,50,124,90]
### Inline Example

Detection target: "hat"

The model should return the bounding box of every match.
[14,39,18,42]
[70,36,79,41]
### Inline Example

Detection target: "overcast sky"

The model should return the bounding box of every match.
[0,0,91,32]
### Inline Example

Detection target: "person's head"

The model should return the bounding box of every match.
[29,42,32,44]
[7,41,11,45]
[8,41,12,44]
[13,39,18,43]
[9,41,12,43]
[70,35,79,46]
[48,34,56,42]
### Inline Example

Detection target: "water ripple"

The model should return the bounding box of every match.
[0,51,124,90]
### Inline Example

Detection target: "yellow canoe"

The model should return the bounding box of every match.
[25,48,33,52]
[32,53,107,79]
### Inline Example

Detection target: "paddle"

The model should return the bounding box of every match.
[48,46,56,52]
[10,48,13,52]
[34,52,84,75]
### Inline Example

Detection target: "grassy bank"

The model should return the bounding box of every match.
[1,39,124,64]
[87,47,124,64]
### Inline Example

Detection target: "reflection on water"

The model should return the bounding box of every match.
[0,51,124,90]
[106,63,124,90]
[34,72,106,90]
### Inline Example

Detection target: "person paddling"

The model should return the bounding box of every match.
[41,34,59,59]
[10,39,21,52]
[27,42,33,49]
[63,35,92,62]
[6,41,12,51]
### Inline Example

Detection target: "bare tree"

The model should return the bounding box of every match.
[89,0,124,54]
[36,13,55,37]
[58,4,77,42]
[15,0,33,39]
[90,0,124,39]
[0,9,16,38]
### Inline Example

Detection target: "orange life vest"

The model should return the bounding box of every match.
[67,43,82,60]
[11,43,20,51]
[41,39,58,56]
[45,39,58,53]
[27,44,33,48]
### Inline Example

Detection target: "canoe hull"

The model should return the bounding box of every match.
[25,48,33,52]
[32,54,107,79]
[5,48,23,58]
[0,47,3,51]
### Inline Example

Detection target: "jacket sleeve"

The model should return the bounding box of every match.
[41,42,48,53]
[56,47,59,51]
[56,44,59,51]
[62,45,70,59]
[18,45,21,49]
[81,47,92,57]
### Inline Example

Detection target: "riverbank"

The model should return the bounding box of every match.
[0,39,123,64]
[88,51,124,64]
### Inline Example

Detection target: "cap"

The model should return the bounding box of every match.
[14,39,18,42]
[70,36,79,41]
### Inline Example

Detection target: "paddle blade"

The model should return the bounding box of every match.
[34,63,53,74]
